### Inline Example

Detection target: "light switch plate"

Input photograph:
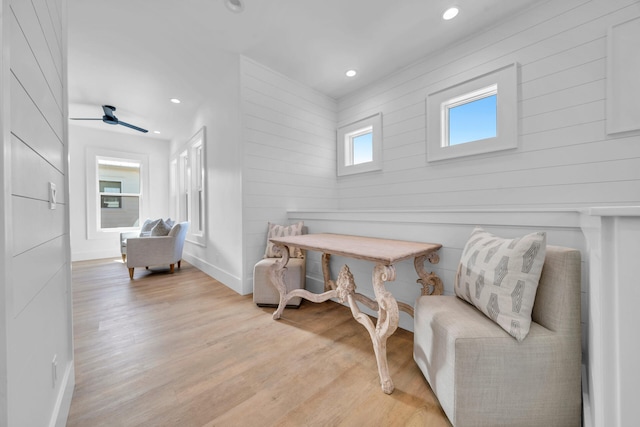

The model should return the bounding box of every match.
[49,182,56,209]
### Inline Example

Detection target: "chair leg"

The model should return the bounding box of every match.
[128,268,134,279]
[170,264,175,274]
[121,254,126,262]
[178,260,181,268]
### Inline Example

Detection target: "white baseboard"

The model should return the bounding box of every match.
[71,249,120,262]
[50,362,75,427]
[183,253,242,294]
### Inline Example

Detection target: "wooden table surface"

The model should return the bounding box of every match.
[269,233,442,265]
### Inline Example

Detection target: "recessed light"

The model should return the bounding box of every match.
[224,0,244,13]
[345,69,357,77]
[153,130,161,134]
[170,98,181,104]
[443,7,459,20]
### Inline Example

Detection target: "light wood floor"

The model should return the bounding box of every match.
[67,258,451,427]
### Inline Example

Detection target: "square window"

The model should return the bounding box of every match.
[337,113,382,176]
[427,63,518,161]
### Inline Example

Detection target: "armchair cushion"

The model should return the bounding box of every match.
[454,227,547,341]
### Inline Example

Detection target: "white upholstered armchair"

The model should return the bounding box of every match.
[125,222,189,279]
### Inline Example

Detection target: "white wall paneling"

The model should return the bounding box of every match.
[1,0,73,424]
[241,57,338,295]
[607,15,640,134]
[336,0,640,212]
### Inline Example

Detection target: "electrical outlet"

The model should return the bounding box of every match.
[51,355,57,388]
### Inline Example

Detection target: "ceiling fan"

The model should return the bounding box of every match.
[70,105,148,133]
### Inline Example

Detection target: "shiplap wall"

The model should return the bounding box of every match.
[3,0,73,425]
[240,57,338,294]
[336,0,640,210]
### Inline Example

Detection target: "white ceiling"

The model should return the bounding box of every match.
[67,0,543,140]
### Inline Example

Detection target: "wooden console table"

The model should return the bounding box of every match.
[268,233,443,394]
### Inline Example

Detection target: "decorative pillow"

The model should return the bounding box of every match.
[151,218,172,236]
[454,227,547,341]
[139,218,160,237]
[264,221,304,258]
[165,218,175,228]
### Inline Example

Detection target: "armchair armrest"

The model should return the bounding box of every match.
[120,231,139,246]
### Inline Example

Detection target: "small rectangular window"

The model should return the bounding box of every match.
[337,113,382,176]
[427,63,518,162]
[446,87,497,146]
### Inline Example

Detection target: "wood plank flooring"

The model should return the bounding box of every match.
[67,258,451,426]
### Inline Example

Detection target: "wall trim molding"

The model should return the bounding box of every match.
[288,208,584,229]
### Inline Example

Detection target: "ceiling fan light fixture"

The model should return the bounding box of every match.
[443,7,459,20]
[224,0,244,13]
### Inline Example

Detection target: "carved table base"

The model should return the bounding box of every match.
[268,243,442,395]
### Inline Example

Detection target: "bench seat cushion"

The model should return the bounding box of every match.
[414,295,577,427]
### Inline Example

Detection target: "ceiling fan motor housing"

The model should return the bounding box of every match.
[102,115,118,125]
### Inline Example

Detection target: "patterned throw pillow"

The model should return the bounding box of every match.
[151,218,172,236]
[264,221,304,258]
[454,227,547,341]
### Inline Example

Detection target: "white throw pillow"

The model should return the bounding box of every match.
[454,227,547,341]
[151,219,172,236]
[139,218,159,237]
[263,221,304,258]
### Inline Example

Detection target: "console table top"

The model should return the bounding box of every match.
[269,233,442,265]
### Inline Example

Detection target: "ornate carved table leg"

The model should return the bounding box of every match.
[340,263,399,394]
[321,253,335,291]
[268,244,290,320]
[269,245,339,320]
[414,252,443,296]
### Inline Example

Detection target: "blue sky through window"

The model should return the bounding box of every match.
[352,132,373,164]
[448,94,497,145]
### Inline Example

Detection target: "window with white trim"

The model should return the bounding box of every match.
[85,148,150,240]
[337,113,382,176]
[427,63,518,161]
[97,158,141,229]
[171,127,206,246]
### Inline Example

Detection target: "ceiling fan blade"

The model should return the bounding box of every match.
[102,105,116,118]
[118,121,148,133]
[70,118,102,120]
